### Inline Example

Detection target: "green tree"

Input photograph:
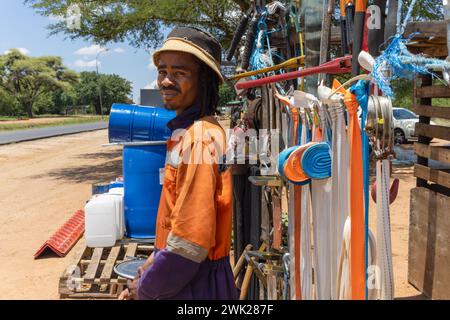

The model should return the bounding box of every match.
[0,88,21,116]
[51,86,78,115]
[0,49,79,117]
[75,71,132,115]
[395,0,444,21]
[26,0,249,48]
[27,0,443,50]
[218,84,236,107]
[34,91,54,115]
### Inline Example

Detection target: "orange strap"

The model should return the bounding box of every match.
[294,184,302,300]
[333,79,365,300]
[293,108,302,300]
[313,127,323,142]
[275,92,303,299]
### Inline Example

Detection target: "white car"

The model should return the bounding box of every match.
[393,108,419,144]
[358,107,434,144]
[392,107,437,144]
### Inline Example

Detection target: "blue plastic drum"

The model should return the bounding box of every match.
[109,104,175,142]
[123,143,166,238]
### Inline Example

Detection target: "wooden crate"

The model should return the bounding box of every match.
[411,76,450,193]
[408,75,450,299]
[408,187,450,299]
[59,241,153,299]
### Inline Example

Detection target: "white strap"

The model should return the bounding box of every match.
[376,160,395,299]
[329,101,351,299]
[299,115,314,300]
[310,110,333,300]
[311,177,332,299]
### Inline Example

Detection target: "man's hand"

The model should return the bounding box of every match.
[118,252,154,300]
[141,252,155,271]
[118,278,139,300]
[118,288,133,300]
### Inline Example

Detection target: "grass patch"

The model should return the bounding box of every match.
[433,98,450,106]
[0,116,29,121]
[0,115,107,131]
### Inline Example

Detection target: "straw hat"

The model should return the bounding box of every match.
[152,26,224,84]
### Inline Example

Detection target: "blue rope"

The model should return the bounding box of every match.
[372,34,430,97]
[372,0,449,97]
[400,55,450,71]
[399,0,418,35]
[249,10,270,74]
[396,0,403,34]
[249,8,290,83]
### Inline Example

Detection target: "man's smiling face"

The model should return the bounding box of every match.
[156,51,200,115]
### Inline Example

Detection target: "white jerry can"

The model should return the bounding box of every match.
[85,193,124,247]
[108,187,125,239]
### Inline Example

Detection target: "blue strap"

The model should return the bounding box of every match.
[351,80,371,300]
[305,125,312,143]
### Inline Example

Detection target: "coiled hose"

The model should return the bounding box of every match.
[301,142,332,180]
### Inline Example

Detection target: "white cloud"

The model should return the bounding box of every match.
[144,79,158,89]
[48,14,64,22]
[147,50,158,71]
[74,59,98,68]
[74,45,124,58]
[148,61,157,71]
[4,48,30,55]
[75,44,107,56]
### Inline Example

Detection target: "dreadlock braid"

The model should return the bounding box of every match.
[198,61,220,118]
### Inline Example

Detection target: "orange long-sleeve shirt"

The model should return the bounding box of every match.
[155,115,233,262]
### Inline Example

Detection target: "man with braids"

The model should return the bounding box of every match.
[119,27,237,300]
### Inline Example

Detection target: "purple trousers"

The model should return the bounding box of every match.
[138,249,238,300]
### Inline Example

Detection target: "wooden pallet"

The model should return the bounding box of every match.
[59,241,154,299]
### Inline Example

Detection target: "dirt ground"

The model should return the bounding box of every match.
[0,130,122,299]
[0,129,423,299]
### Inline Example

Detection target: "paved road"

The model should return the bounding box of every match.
[0,121,108,145]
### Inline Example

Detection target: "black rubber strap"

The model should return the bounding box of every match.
[226,14,250,61]
[241,14,259,70]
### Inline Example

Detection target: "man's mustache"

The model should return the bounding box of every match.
[161,86,181,93]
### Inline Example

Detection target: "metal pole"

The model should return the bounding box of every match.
[96,48,109,118]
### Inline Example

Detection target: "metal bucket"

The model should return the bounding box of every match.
[123,141,166,238]
[108,103,175,143]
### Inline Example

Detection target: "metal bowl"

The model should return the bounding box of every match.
[114,259,146,280]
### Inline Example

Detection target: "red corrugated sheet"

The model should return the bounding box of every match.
[34,210,85,259]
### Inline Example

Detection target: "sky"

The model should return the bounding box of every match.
[0,0,162,103]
